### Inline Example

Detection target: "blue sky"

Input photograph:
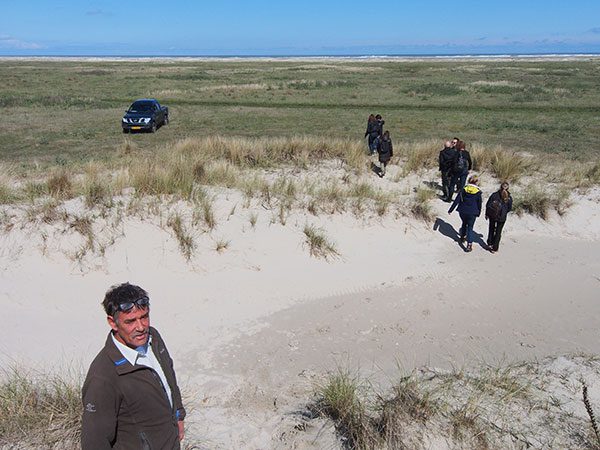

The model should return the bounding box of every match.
[2,1,600,55]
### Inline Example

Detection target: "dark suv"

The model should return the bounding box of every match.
[122,99,169,133]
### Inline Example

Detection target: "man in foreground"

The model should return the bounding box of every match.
[81,283,186,449]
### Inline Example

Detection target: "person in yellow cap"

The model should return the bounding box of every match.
[448,175,482,252]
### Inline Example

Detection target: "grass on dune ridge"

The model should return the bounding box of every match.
[0,134,595,228]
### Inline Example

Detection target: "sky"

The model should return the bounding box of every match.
[2,1,600,56]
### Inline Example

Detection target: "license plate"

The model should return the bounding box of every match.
[131,126,141,130]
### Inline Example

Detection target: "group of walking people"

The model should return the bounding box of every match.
[364,116,514,254]
[365,114,393,177]
[439,139,513,253]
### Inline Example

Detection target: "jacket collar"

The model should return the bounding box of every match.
[104,327,158,376]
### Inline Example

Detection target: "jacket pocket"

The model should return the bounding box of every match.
[139,431,152,450]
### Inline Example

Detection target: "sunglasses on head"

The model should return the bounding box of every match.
[114,296,150,314]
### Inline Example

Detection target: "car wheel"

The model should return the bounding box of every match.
[122,128,129,134]
[150,122,157,133]
[164,115,169,126]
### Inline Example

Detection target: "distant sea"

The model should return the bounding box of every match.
[1,53,600,60]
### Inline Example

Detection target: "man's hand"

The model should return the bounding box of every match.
[178,420,185,441]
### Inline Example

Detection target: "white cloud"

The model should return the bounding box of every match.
[0,36,43,50]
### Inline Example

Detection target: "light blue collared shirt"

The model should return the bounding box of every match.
[111,333,173,408]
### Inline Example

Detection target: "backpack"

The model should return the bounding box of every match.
[454,152,467,173]
[486,197,503,220]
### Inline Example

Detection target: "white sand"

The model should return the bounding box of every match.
[1,179,599,448]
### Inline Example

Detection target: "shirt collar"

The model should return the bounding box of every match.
[111,333,153,366]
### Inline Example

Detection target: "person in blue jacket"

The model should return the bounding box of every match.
[485,182,513,253]
[448,175,482,252]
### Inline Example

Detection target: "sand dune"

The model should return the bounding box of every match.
[1,182,599,448]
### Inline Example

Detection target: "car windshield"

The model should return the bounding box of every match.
[129,102,153,112]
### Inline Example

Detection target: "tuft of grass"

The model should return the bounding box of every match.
[402,140,439,174]
[249,211,258,228]
[0,366,81,448]
[303,224,339,259]
[200,161,240,188]
[376,196,391,217]
[277,201,290,226]
[586,162,600,185]
[315,181,346,214]
[513,186,572,220]
[27,199,64,224]
[215,238,230,253]
[488,150,529,182]
[70,215,95,253]
[316,370,378,450]
[0,182,17,204]
[410,187,435,221]
[24,181,48,201]
[192,194,217,231]
[167,213,194,260]
[117,138,138,156]
[47,171,73,199]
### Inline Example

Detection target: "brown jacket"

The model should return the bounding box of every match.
[81,327,186,449]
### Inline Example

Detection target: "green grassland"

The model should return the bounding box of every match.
[1,58,599,172]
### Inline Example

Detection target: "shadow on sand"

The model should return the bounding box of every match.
[370,162,382,177]
[433,217,489,252]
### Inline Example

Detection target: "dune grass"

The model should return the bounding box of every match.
[314,355,600,449]
[47,170,73,199]
[303,224,340,260]
[0,366,81,448]
[315,370,377,449]
[167,213,195,260]
[513,185,572,219]
[410,187,436,221]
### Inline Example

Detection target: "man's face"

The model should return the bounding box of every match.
[451,139,458,147]
[107,306,150,349]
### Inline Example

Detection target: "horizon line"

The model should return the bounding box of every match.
[2,51,600,58]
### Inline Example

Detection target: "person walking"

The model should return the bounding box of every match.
[448,175,482,252]
[376,130,393,177]
[438,140,457,201]
[374,114,385,138]
[448,140,472,200]
[82,282,186,449]
[485,181,513,253]
[365,114,378,154]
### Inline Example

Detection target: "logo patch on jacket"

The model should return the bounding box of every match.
[85,403,97,413]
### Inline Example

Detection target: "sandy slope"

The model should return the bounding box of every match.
[0,184,599,448]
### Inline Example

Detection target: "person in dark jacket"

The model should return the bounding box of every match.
[81,283,186,449]
[376,130,393,177]
[448,140,472,201]
[374,114,385,137]
[365,114,378,154]
[448,175,482,252]
[438,140,457,202]
[485,181,513,253]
